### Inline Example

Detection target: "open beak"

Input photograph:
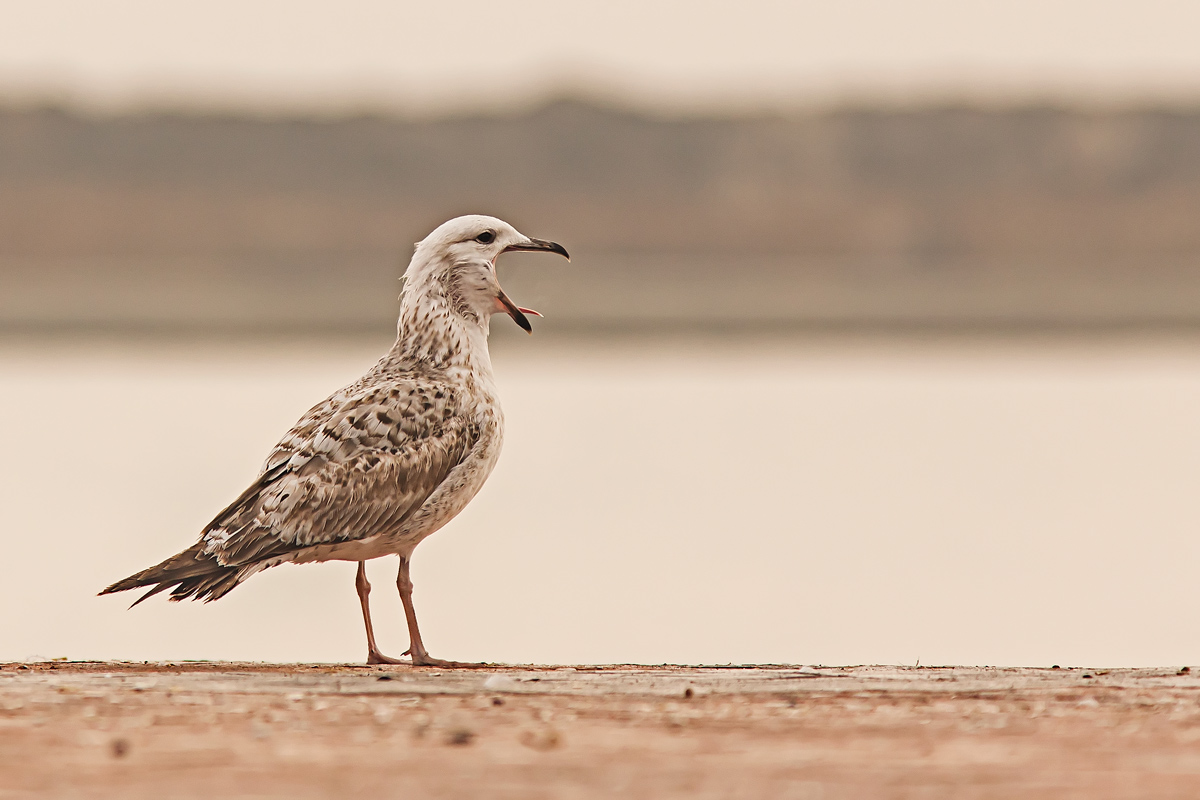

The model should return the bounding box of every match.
[496,290,534,334]
[494,236,569,333]
[502,238,570,260]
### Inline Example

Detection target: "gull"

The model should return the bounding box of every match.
[101,215,569,667]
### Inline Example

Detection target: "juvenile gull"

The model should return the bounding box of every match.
[101,215,569,666]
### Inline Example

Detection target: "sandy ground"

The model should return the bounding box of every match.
[1,662,1198,799]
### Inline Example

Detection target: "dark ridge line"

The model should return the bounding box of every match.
[7,95,1200,124]
[8,317,1200,343]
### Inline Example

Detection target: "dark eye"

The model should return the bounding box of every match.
[475,230,496,244]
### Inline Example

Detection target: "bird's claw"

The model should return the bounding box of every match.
[366,651,408,666]
[409,654,488,668]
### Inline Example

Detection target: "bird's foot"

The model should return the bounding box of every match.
[366,648,410,666]
[409,652,488,669]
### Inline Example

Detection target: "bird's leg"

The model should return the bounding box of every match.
[395,557,435,665]
[356,561,407,665]
[396,556,477,668]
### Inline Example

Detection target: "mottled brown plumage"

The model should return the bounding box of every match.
[101,215,569,666]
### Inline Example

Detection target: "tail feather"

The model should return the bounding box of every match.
[100,544,246,605]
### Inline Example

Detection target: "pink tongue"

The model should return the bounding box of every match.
[517,306,543,318]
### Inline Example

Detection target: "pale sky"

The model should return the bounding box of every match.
[3,0,1200,113]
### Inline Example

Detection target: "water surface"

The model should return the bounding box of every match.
[4,331,1199,666]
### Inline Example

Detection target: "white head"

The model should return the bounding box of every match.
[402,215,569,333]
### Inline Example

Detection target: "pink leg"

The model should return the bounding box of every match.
[356,561,407,665]
[396,556,481,668]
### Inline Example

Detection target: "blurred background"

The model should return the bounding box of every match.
[4,0,1200,667]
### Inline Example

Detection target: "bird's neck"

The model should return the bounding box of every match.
[381,279,494,378]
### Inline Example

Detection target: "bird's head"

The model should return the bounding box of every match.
[404,215,569,333]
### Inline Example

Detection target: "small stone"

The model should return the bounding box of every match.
[445,728,474,746]
[411,716,431,739]
[111,738,130,758]
[684,688,694,699]
[519,728,561,751]
[482,674,517,692]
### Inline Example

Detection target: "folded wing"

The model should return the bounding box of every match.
[101,378,478,603]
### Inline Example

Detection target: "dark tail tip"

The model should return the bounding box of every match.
[99,544,244,606]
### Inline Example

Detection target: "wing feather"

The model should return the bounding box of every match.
[201,378,477,567]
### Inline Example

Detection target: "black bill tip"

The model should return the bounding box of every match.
[497,291,533,333]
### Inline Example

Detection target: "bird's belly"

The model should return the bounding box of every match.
[290,535,394,564]
[387,430,503,549]
[295,420,504,564]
